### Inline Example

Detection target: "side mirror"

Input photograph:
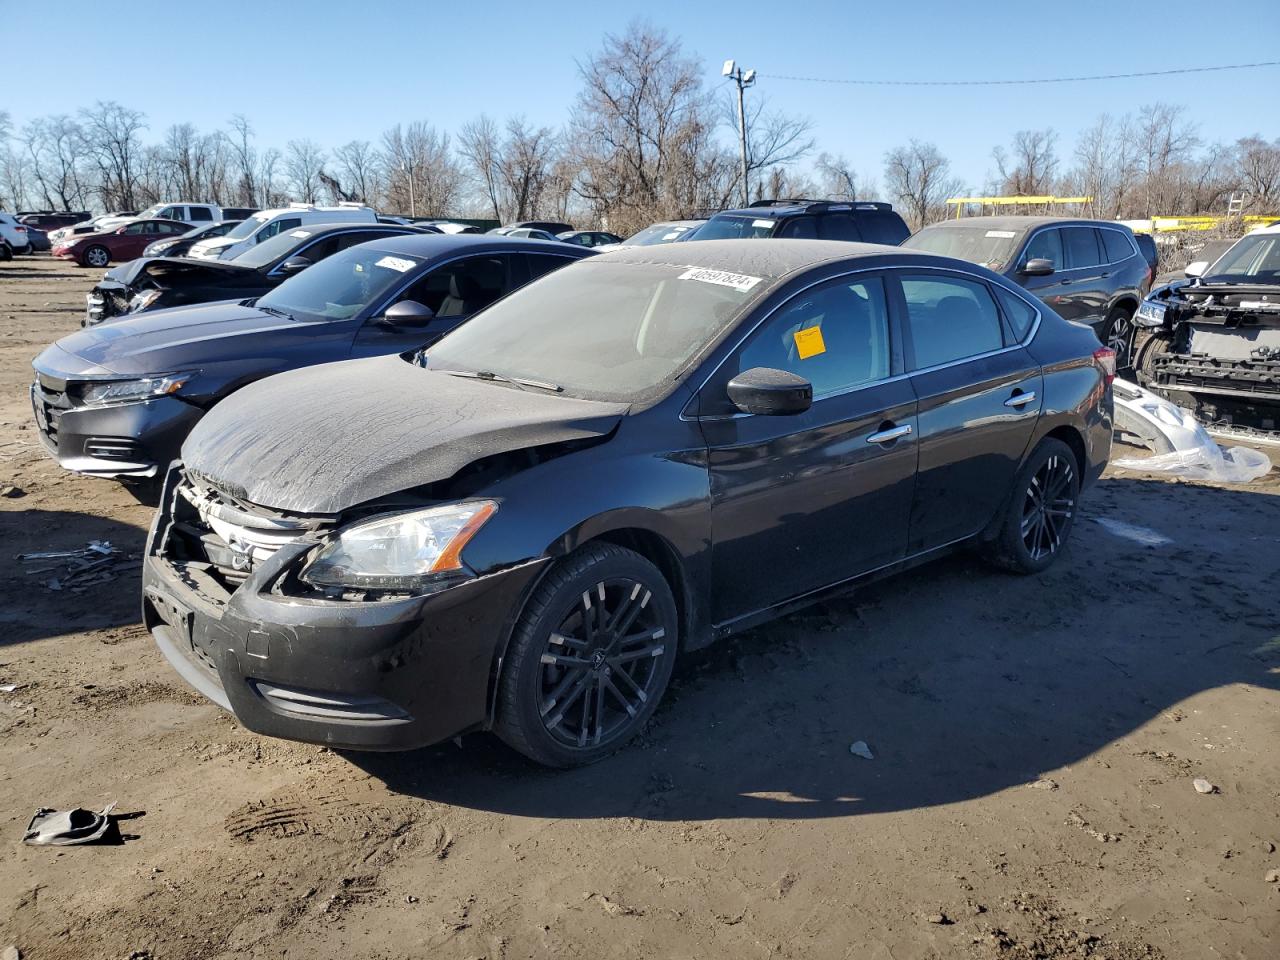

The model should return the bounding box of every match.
[1184,260,1207,279]
[279,256,311,275]
[1020,258,1054,277]
[726,367,812,416]
[380,299,436,327]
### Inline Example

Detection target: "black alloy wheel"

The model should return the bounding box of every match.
[986,437,1081,575]
[497,543,678,767]
[1021,452,1076,562]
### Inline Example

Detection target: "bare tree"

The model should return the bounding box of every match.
[78,101,147,210]
[22,116,88,210]
[992,128,1058,196]
[1233,136,1280,211]
[458,115,504,220]
[284,138,326,203]
[1135,102,1199,215]
[814,152,860,200]
[333,139,381,204]
[257,147,284,208]
[499,117,559,220]
[380,122,462,216]
[883,140,962,229]
[570,21,729,233]
[225,115,257,207]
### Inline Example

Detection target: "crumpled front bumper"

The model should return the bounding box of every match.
[141,473,548,751]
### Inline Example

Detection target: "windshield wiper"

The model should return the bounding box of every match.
[258,304,294,320]
[436,368,563,393]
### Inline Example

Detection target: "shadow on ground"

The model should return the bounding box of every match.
[352,476,1280,821]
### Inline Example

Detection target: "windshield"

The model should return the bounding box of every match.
[256,246,423,321]
[425,260,764,402]
[902,225,1022,271]
[137,204,164,219]
[1205,234,1280,283]
[694,215,776,241]
[624,222,699,245]
[233,228,314,269]
[223,216,269,241]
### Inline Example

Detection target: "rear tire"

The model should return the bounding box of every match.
[985,437,1081,575]
[0,242,11,261]
[83,245,110,268]
[496,543,678,768]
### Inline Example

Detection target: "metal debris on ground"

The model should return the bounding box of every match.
[16,541,139,591]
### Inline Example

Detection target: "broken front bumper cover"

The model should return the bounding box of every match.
[142,472,549,751]
[1148,352,1280,404]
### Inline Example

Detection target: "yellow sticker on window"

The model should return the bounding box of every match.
[794,325,826,359]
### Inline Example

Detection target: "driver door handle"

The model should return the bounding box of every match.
[1004,391,1037,408]
[867,424,912,444]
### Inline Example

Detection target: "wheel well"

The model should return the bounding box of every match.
[1045,425,1087,476]
[591,528,692,649]
[1110,296,1138,318]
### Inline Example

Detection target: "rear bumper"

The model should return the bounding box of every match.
[142,476,548,751]
[30,383,202,478]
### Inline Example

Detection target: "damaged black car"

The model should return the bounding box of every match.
[84,222,427,326]
[144,239,1114,767]
[1133,224,1280,431]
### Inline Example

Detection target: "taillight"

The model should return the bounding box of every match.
[1093,346,1116,385]
[15,226,26,232]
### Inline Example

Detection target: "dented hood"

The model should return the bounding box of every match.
[181,355,628,513]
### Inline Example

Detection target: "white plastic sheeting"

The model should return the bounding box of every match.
[1112,378,1272,483]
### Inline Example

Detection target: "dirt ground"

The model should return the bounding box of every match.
[0,255,1277,960]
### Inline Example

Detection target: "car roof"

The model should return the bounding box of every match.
[596,237,913,280]
[355,232,595,260]
[919,216,1131,233]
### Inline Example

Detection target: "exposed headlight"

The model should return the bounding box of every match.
[79,373,194,406]
[1134,300,1167,328]
[148,240,178,255]
[303,501,498,590]
[129,289,163,312]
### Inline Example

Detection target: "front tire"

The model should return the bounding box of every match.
[83,245,110,268]
[985,438,1081,575]
[496,543,678,767]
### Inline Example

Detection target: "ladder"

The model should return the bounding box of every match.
[1226,193,1246,217]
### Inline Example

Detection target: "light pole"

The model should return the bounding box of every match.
[723,60,756,207]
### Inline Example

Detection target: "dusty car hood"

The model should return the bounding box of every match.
[181,356,628,513]
[49,300,336,376]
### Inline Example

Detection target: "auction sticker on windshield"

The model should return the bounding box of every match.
[375,256,416,272]
[794,325,826,359]
[752,219,776,229]
[290,230,312,238]
[678,267,762,292]
[986,230,1017,239]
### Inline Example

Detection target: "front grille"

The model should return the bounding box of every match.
[32,375,72,445]
[163,473,334,594]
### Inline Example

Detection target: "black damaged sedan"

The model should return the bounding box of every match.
[146,239,1114,767]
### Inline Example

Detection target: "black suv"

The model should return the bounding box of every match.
[693,199,910,245]
[904,216,1153,364]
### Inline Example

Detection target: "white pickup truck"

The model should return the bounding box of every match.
[94,202,224,233]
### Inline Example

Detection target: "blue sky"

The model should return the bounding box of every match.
[8,0,1279,189]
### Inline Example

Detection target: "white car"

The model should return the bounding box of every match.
[92,202,224,234]
[188,203,378,261]
[48,213,131,245]
[0,212,32,256]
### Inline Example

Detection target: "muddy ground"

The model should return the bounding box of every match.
[0,255,1277,959]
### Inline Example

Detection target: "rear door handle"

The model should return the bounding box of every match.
[1004,391,1037,408]
[867,424,912,444]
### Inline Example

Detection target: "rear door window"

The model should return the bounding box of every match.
[1023,228,1063,269]
[1063,227,1101,269]
[189,206,213,221]
[1100,229,1134,263]
[526,253,578,281]
[900,274,1005,369]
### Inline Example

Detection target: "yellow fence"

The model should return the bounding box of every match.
[1139,215,1280,234]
